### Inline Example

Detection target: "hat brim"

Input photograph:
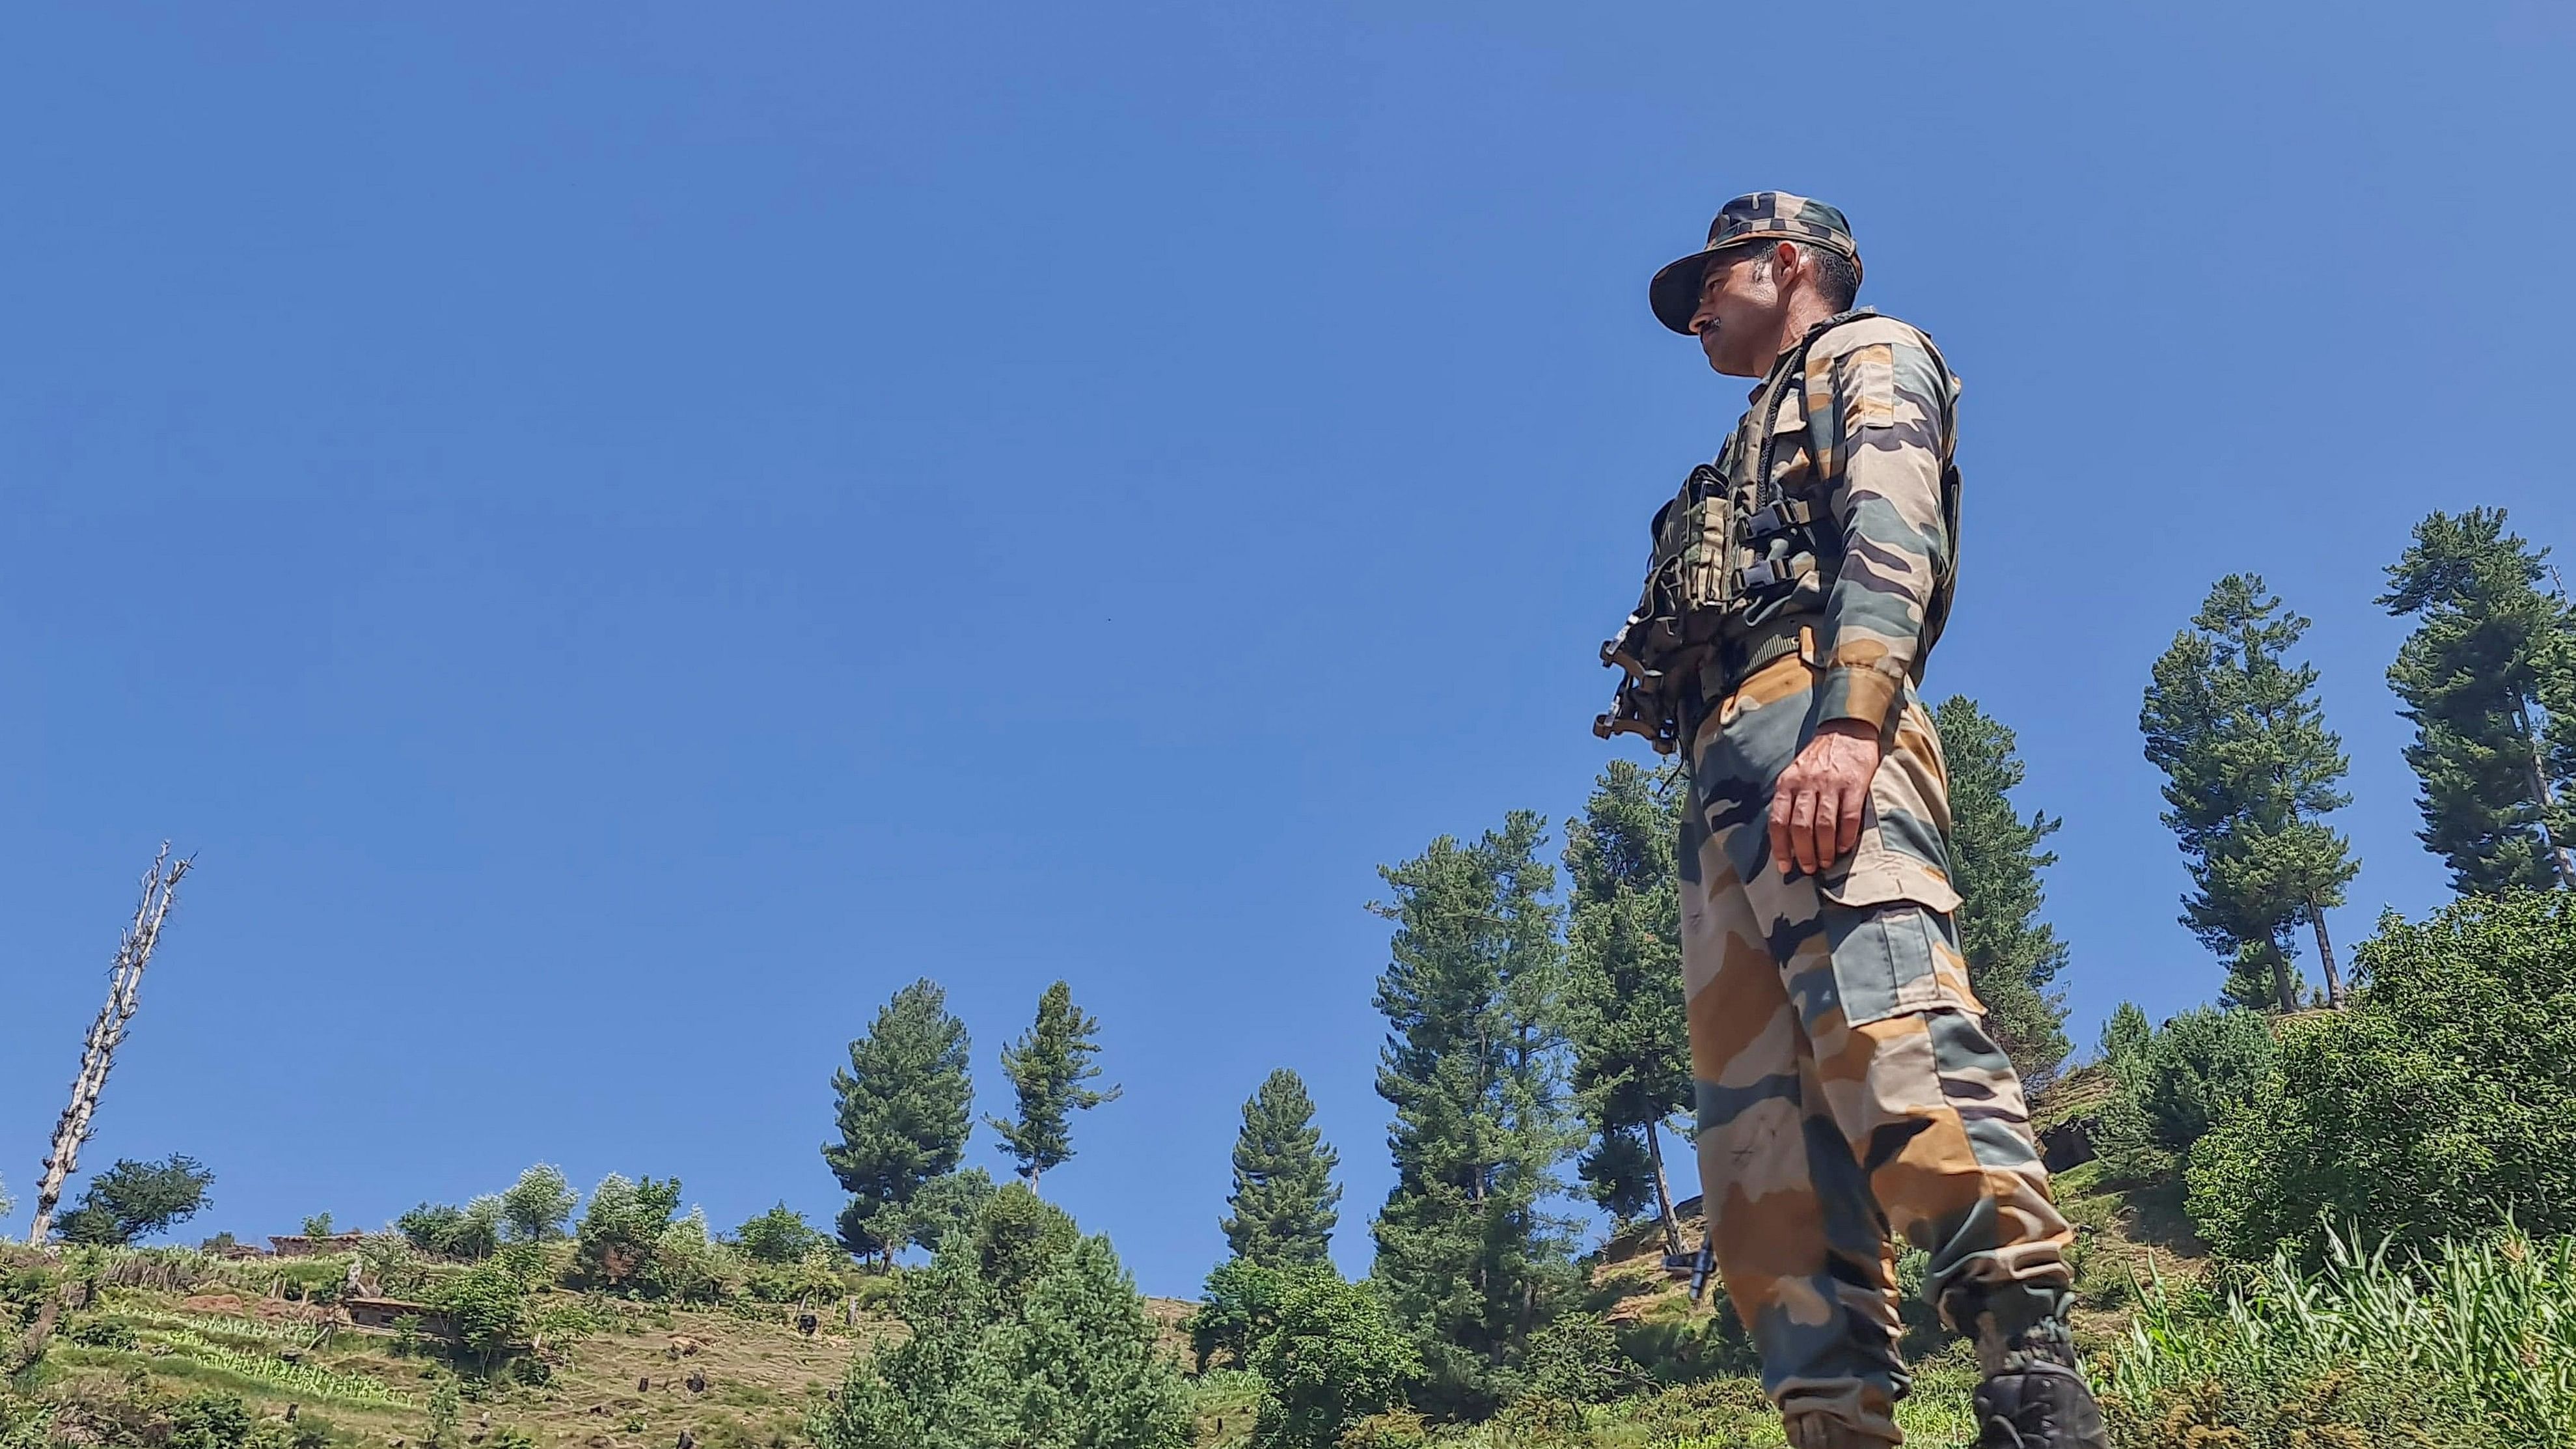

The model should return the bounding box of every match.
[1649,243,1759,335]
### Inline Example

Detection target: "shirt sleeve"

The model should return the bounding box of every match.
[1812,331,1953,729]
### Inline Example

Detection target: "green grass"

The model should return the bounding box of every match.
[2101,1223,2576,1448]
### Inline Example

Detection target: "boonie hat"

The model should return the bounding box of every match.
[1649,191,1863,335]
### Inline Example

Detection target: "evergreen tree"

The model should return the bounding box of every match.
[1368,811,1580,1418]
[824,978,975,1263]
[1559,760,1690,1255]
[986,980,1121,1193]
[1220,1068,1341,1269]
[2379,507,2576,894]
[1932,697,2074,1081]
[2141,575,2361,1010]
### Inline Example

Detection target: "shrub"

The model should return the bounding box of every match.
[810,1188,1188,1449]
[1244,1270,1418,1449]
[733,1204,827,1265]
[2189,892,2576,1262]
[396,1199,502,1260]
[435,1261,530,1368]
[2091,1005,2275,1181]
[1183,1258,1285,1372]
[572,1175,685,1293]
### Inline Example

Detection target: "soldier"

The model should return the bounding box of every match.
[1594,194,2105,1448]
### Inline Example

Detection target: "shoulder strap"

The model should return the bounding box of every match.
[1751,309,1876,504]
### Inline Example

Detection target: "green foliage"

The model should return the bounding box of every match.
[1185,1257,1285,1373]
[299,1213,333,1241]
[2099,1000,2151,1067]
[396,1197,503,1260]
[498,1164,577,1242]
[2092,1005,2277,1182]
[2379,506,2576,894]
[2102,1225,2573,1447]
[2188,891,2576,1260]
[435,1260,532,1366]
[809,1189,1189,1449]
[824,978,976,1259]
[2141,573,2360,1010]
[851,1168,996,1264]
[57,1155,215,1246]
[1559,762,1690,1229]
[1244,1269,1419,1449]
[571,1173,687,1293]
[733,1203,827,1265]
[1220,1069,1342,1270]
[985,980,1122,1193]
[1934,695,2075,1082]
[1367,811,1581,1419]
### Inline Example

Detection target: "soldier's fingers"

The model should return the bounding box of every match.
[1788,789,1819,876]
[1768,787,1796,876]
[1809,790,1837,877]
[1836,778,1866,862]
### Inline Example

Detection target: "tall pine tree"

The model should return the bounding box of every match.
[2141,575,2361,1010]
[824,978,974,1264]
[1932,697,2074,1083]
[1368,811,1580,1418]
[986,980,1121,1193]
[1559,760,1690,1256]
[1220,1068,1341,1269]
[2379,507,2576,894]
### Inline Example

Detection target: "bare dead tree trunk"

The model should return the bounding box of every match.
[2307,898,2344,1009]
[27,844,191,1245]
[1643,1120,1683,1260]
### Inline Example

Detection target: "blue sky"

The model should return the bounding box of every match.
[2,3,2570,1297]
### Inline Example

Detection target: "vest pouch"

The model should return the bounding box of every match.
[1658,463,1738,616]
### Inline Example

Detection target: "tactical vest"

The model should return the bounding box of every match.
[1593,310,1962,754]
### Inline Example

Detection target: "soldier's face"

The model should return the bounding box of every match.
[1691,247,1783,378]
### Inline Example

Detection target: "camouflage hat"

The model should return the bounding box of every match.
[1648,192,1863,335]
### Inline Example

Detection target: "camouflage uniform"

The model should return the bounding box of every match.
[1620,196,2081,1445]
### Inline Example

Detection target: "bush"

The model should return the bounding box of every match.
[2100,1224,2573,1447]
[733,1204,827,1265]
[2092,1004,2275,1181]
[810,1187,1188,1449]
[1184,1258,1285,1373]
[1244,1270,1418,1449]
[397,1199,502,1261]
[572,1175,686,1293]
[2187,892,2576,1260]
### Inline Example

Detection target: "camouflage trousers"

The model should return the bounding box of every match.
[1679,650,2074,1443]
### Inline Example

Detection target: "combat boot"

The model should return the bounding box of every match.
[1969,1324,2107,1449]
[1783,1412,1898,1449]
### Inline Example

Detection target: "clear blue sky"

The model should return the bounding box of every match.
[3,3,2570,1297]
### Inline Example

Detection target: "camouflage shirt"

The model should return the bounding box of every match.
[1712,309,1960,730]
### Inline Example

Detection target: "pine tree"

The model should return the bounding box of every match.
[824,978,975,1263]
[1220,1068,1341,1269]
[2141,575,2362,1010]
[1559,760,1690,1256]
[1368,811,1580,1418]
[2379,508,2576,894]
[986,980,1121,1193]
[1932,697,2074,1081]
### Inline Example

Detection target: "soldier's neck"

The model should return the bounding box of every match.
[1762,296,1844,373]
